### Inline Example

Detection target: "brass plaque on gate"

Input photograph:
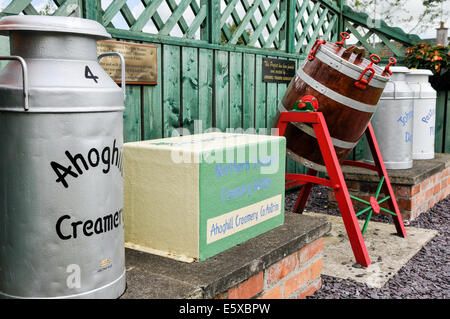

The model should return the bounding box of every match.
[97,40,157,85]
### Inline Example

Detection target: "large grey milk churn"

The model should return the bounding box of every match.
[407,69,436,160]
[363,66,414,169]
[0,16,126,298]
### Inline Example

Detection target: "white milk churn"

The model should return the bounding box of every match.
[364,66,414,169]
[0,16,126,299]
[407,69,436,159]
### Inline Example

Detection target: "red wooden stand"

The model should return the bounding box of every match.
[276,111,407,267]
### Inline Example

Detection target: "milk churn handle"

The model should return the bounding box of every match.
[97,52,126,102]
[0,56,29,111]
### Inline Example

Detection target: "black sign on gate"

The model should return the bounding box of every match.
[262,58,296,84]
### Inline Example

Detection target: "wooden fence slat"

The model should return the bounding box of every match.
[254,55,266,130]
[266,81,278,130]
[143,44,163,140]
[243,53,255,130]
[445,91,450,153]
[182,46,199,134]
[277,68,296,174]
[229,51,243,129]
[123,85,142,143]
[198,48,213,129]
[435,90,446,153]
[201,0,221,44]
[163,45,181,137]
[215,50,229,130]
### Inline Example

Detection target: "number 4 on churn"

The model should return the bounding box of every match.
[85,66,99,83]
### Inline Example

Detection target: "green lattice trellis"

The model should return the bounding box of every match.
[0,1,422,60]
[0,0,81,17]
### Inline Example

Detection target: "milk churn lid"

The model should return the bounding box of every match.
[408,69,433,76]
[0,15,111,39]
[389,66,410,73]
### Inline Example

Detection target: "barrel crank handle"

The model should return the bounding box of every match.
[0,56,29,111]
[97,52,126,102]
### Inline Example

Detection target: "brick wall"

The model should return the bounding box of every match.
[329,166,450,221]
[214,238,324,299]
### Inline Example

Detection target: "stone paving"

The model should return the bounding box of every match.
[286,185,450,299]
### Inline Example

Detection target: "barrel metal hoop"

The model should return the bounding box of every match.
[286,149,328,173]
[315,50,386,89]
[278,102,357,149]
[296,68,377,114]
[295,121,357,149]
[319,45,388,84]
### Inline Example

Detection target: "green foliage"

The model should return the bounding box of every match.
[39,1,56,16]
[405,42,450,75]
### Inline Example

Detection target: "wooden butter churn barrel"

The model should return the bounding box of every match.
[275,32,396,172]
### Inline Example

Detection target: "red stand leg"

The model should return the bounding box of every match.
[364,124,407,237]
[277,111,407,267]
[293,169,317,214]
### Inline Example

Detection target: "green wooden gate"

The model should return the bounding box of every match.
[0,0,429,172]
[435,90,450,154]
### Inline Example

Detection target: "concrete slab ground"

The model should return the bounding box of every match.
[303,212,437,288]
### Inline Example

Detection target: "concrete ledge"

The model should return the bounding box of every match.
[340,153,449,185]
[121,213,331,299]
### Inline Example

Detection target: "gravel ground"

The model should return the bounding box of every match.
[285,185,450,299]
